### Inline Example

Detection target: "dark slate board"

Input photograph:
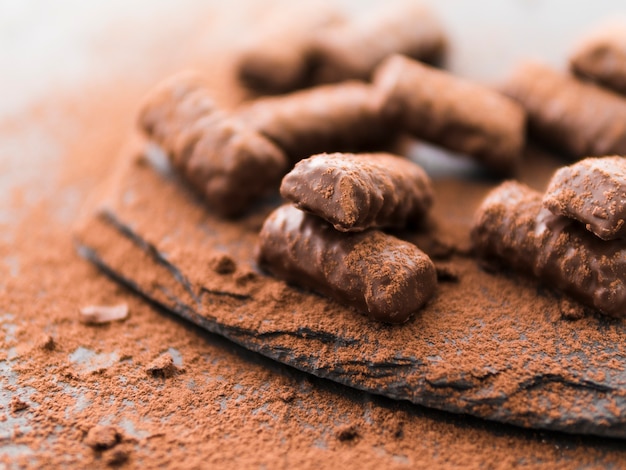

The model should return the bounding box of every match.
[75,147,626,439]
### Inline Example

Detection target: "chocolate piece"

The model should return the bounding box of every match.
[236,4,344,94]
[237,81,390,163]
[280,152,433,232]
[79,304,129,325]
[570,21,626,95]
[138,72,288,217]
[373,55,525,176]
[257,205,437,323]
[543,156,626,240]
[312,2,446,84]
[138,71,218,159]
[472,181,626,318]
[501,61,626,158]
[146,353,180,379]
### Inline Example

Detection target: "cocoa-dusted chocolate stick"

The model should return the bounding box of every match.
[236,4,344,94]
[501,61,626,158]
[570,21,626,95]
[138,72,288,217]
[238,81,392,163]
[312,2,446,84]
[258,205,437,324]
[280,152,433,232]
[373,55,525,176]
[472,181,626,318]
[543,156,626,240]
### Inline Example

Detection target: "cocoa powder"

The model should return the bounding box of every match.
[3,3,626,470]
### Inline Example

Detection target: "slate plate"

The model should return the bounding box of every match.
[75,145,626,439]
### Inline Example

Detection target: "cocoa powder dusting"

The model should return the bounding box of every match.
[3,2,626,469]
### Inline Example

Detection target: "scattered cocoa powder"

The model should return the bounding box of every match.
[2,2,626,469]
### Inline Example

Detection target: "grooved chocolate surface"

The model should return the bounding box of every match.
[138,72,287,216]
[472,181,626,318]
[312,2,445,84]
[280,152,433,232]
[570,21,626,95]
[544,156,626,240]
[238,81,391,163]
[501,61,626,158]
[257,204,437,323]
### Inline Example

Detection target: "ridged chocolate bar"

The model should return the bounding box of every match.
[472,181,626,318]
[312,2,445,84]
[501,61,626,158]
[258,205,437,323]
[138,72,288,217]
[570,21,626,95]
[280,152,433,232]
[544,156,626,240]
[238,81,390,163]
[374,55,525,176]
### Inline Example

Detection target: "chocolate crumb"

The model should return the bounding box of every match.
[435,264,460,283]
[559,297,586,321]
[208,253,237,275]
[10,397,29,413]
[84,425,122,451]
[234,269,257,286]
[38,334,55,351]
[278,390,296,403]
[146,353,180,379]
[79,304,129,325]
[336,425,360,442]
[104,444,130,467]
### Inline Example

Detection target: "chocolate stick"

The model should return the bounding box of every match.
[543,156,626,240]
[501,61,626,158]
[280,152,433,232]
[236,4,344,94]
[238,81,391,163]
[258,205,437,324]
[373,55,525,176]
[312,2,446,84]
[570,21,626,95]
[138,72,288,217]
[472,181,626,318]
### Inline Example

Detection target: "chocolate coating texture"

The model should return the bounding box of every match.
[501,61,626,158]
[238,81,391,163]
[138,72,288,217]
[544,156,626,240]
[570,22,626,95]
[472,181,626,318]
[374,55,525,176]
[258,205,437,323]
[236,4,344,94]
[280,152,433,232]
[312,2,445,84]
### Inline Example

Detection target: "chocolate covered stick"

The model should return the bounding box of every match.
[501,61,626,158]
[138,71,218,162]
[373,55,525,176]
[472,181,626,318]
[236,4,344,94]
[570,21,626,95]
[138,72,288,217]
[238,81,390,163]
[543,156,626,240]
[312,2,446,84]
[258,205,437,324]
[280,152,433,232]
